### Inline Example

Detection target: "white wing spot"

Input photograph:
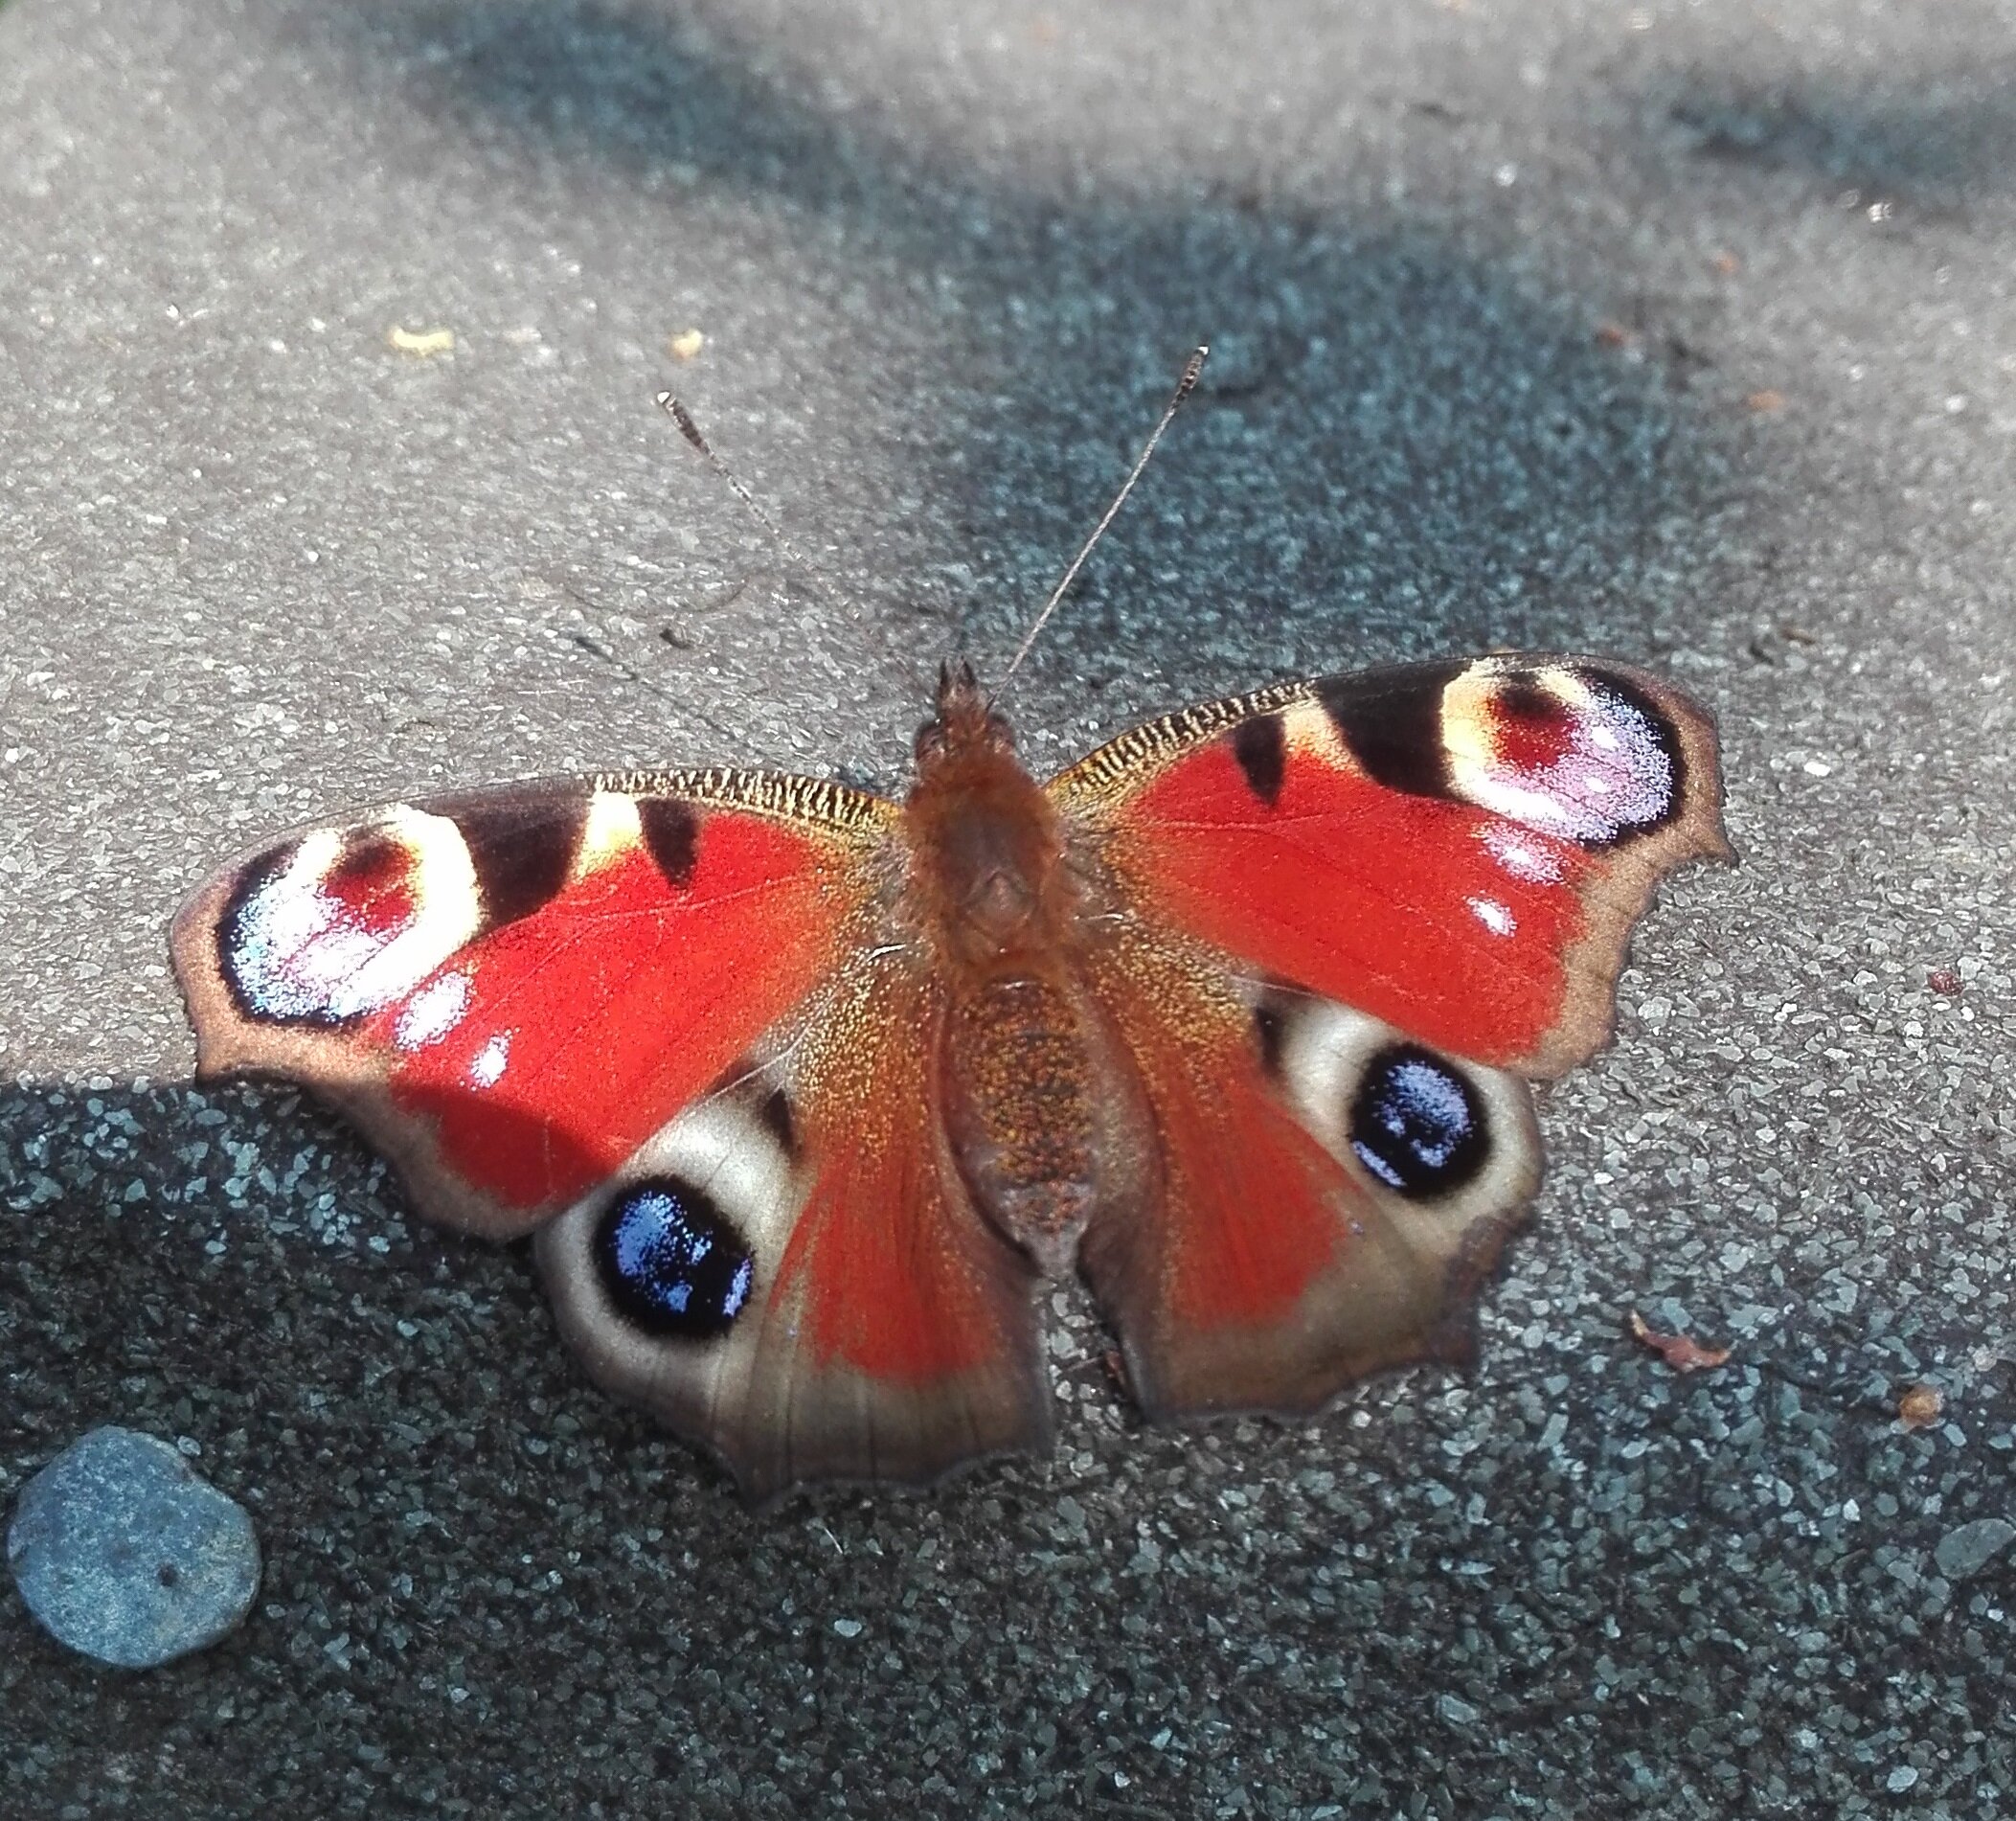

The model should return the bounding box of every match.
[1479,824,1565,883]
[224,809,483,1023]
[395,971,473,1051]
[1467,896,1517,937]
[470,1032,512,1088]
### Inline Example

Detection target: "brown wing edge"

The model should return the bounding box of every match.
[1516,659,1734,1080]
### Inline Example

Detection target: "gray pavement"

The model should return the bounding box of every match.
[1,0,2012,1814]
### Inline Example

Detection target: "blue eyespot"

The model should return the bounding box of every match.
[1349,1046,1488,1198]
[595,1179,756,1340]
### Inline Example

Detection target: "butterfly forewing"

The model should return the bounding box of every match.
[1051,655,1732,1079]
[172,770,896,1237]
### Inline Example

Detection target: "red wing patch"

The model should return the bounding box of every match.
[775,1125,1008,1384]
[376,811,857,1218]
[1113,1025,1345,1340]
[173,772,894,1236]
[1053,656,1731,1077]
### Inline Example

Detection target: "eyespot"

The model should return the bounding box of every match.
[594,1177,756,1340]
[1444,665,1680,847]
[217,811,480,1027]
[1348,1045,1489,1198]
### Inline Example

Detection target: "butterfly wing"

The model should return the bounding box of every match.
[173,770,891,1236]
[173,769,1053,1499]
[533,955,1050,1504]
[1078,926,1540,1418]
[1051,654,1731,1079]
[1054,654,1728,1420]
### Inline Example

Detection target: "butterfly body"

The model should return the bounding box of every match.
[174,652,1730,1503]
[902,667,1141,1275]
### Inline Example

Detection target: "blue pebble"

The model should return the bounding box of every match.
[7,1425,261,1669]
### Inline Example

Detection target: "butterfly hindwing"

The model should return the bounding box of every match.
[534,958,1053,1504]
[1053,655,1732,1079]
[171,770,896,1238]
[1077,926,1541,1421]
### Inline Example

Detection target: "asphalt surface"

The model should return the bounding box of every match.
[2,0,2013,1815]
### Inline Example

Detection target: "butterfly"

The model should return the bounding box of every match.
[170,361,1731,1504]
[172,642,1729,1502]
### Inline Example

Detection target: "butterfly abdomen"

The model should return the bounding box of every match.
[902,685,1142,1277]
[940,971,1101,1276]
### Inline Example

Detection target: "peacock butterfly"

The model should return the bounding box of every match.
[171,361,1732,1504]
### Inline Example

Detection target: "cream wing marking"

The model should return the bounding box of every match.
[1260,989,1541,1255]
[218,807,482,1026]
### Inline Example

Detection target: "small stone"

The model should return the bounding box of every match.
[1886,1766,1918,1794]
[7,1425,261,1668]
[1898,1383,1944,1428]
[1437,1693,1481,1726]
[1933,1517,2016,1581]
[831,1617,863,1638]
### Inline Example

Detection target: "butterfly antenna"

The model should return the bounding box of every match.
[996,344,1209,694]
[655,392,837,612]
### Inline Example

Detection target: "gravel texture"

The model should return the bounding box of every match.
[8,1425,261,1669]
[1,0,2012,1815]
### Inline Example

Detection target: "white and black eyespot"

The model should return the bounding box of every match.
[1442,661,1683,849]
[217,808,481,1027]
[1257,992,1537,1216]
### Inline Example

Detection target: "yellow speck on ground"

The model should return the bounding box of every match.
[387,325,456,356]
[668,328,706,361]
